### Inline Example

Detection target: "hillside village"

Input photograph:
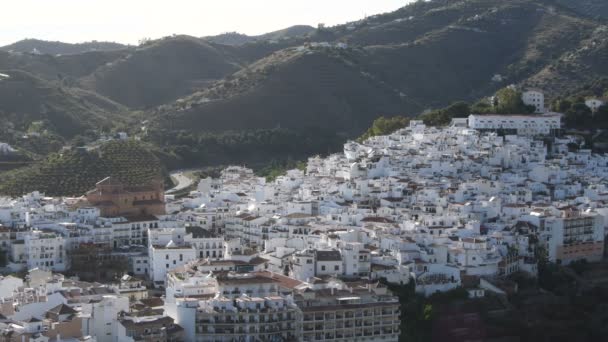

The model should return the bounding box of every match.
[0,103,607,341]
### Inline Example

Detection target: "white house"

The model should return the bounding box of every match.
[522,89,545,113]
[585,98,604,112]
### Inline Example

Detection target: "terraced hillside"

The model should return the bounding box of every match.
[78,36,245,108]
[152,46,406,134]
[0,140,163,197]
[152,0,604,134]
[1,0,608,189]
[0,70,126,138]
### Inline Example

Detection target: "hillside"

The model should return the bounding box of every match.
[153,0,602,131]
[78,36,244,108]
[0,0,607,174]
[0,69,130,160]
[0,140,164,197]
[152,46,408,134]
[522,21,608,97]
[359,0,598,109]
[0,70,127,137]
[206,25,315,46]
[0,39,127,55]
[556,0,608,20]
[0,49,132,83]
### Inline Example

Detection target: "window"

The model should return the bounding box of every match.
[166,264,169,268]
[165,255,169,260]
[321,266,326,271]
[334,265,339,271]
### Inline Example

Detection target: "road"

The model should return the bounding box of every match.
[166,171,194,194]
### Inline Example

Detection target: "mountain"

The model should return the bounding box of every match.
[152,47,407,134]
[78,36,245,108]
[0,70,126,134]
[206,25,315,46]
[153,0,603,132]
[0,39,127,55]
[0,140,164,197]
[556,0,608,20]
[0,69,128,158]
[1,0,608,192]
[522,14,608,96]
[0,49,131,82]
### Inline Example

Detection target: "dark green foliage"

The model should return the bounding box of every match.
[564,103,593,129]
[79,36,244,108]
[493,87,535,114]
[419,101,471,126]
[256,159,307,182]
[358,116,410,141]
[386,281,470,342]
[0,140,163,196]
[144,127,345,170]
[0,70,128,159]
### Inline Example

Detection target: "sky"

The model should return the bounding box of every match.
[1,0,414,46]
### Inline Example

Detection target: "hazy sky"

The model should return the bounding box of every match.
[1,0,414,46]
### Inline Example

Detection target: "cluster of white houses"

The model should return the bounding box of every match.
[1,111,608,341]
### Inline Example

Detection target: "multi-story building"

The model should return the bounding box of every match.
[175,295,300,342]
[522,89,545,113]
[296,283,400,342]
[526,207,605,264]
[22,230,67,271]
[184,226,224,260]
[468,114,560,136]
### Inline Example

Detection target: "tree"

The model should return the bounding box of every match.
[564,103,593,129]
[358,116,410,141]
[494,87,532,114]
[552,98,572,112]
[595,104,608,129]
[444,101,470,118]
[471,99,493,114]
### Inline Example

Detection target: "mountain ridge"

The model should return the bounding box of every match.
[0,39,128,55]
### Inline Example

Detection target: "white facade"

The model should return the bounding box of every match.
[468,114,560,135]
[522,90,545,113]
[585,98,604,112]
[149,243,197,286]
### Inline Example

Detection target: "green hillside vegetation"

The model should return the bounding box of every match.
[0,70,128,154]
[152,46,407,133]
[79,36,244,108]
[0,140,163,196]
[417,88,534,126]
[154,0,604,135]
[256,159,307,182]
[145,127,345,170]
[1,0,608,176]
[549,78,608,130]
[0,49,132,83]
[358,116,411,141]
